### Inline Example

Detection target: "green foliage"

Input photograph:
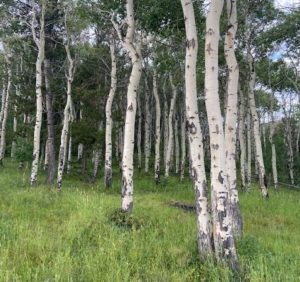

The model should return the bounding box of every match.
[109,208,145,230]
[15,138,33,164]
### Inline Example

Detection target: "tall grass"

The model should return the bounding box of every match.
[0,160,299,281]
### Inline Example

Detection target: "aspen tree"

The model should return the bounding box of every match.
[204,0,239,269]
[165,74,177,177]
[112,0,142,212]
[44,58,56,184]
[180,106,186,182]
[104,37,117,188]
[0,46,12,164]
[247,53,268,197]
[224,0,242,237]
[181,0,212,257]
[137,91,142,170]
[30,0,46,185]
[57,12,76,190]
[153,69,161,184]
[144,78,151,173]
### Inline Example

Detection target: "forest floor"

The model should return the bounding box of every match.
[0,160,300,281]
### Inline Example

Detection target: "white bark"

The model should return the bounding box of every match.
[0,49,12,164]
[104,38,117,188]
[204,0,239,269]
[163,80,169,167]
[246,107,252,188]
[174,113,180,174]
[238,88,247,189]
[30,2,46,185]
[181,0,213,257]
[137,91,142,170]
[165,74,177,177]
[112,0,142,212]
[180,106,186,182]
[67,134,72,174]
[57,23,75,190]
[224,0,242,237]
[248,54,268,198]
[153,69,161,183]
[269,112,278,188]
[144,78,151,173]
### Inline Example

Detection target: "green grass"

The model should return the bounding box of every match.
[0,160,300,281]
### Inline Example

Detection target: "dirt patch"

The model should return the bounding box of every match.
[169,201,196,212]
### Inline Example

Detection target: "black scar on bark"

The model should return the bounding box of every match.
[128,104,133,111]
[218,171,224,184]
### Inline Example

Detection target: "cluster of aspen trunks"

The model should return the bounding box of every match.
[2,0,297,271]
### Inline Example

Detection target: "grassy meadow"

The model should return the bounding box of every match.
[0,160,300,281]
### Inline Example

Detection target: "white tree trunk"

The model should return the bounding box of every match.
[181,0,213,257]
[137,91,142,170]
[144,78,151,173]
[269,112,278,189]
[180,107,186,182]
[57,29,75,190]
[153,69,161,184]
[224,0,242,237]
[0,79,6,126]
[204,0,239,270]
[246,107,252,188]
[67,134,72,174]
[248,54,268,198]
[174,113,180,174]
[163,81,169,167]
[104,38,117,188]
[165,74,177,177]
[30,2,45,185]
[238,88,247,189]
[284,121,294,184]
[112,0,142,212]
[0,49,12,164]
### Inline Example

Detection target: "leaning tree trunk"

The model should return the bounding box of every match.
[57,33,75,190]
[181,0,213,257]
[0,50,12,165]
[247,54,268,198]
[153,69,161,184]
[44,58,56,184]
[144,78,151,173]
[224,0,242,237]
[30,3,45,185]
[112,0,142,212]
[204,0,239,270]
[104,38,117,188]
[165,74,177,177]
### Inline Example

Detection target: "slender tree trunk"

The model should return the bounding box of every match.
[181,0,213,257]
[224,0,242,237]
[67,133,72,174]
[153,69,161,184]
[246,106,252,189]
[57,31,75,190]
[269,112,278,189]
[204,0,239,270]
[44,58,56,184]
[11,104,17,159]
[284,121,294,184]
[163,80,169,167]
[165,74,177,177]
[238,88,247,190]
[30,2,46,185]
[174,113,180,174]
[137,91,142,170]
[112,0,142,212]
[144,78,151,173]
[180,106,186,182]
[0,78,7,126]
[247,54,268,198]
[104,38,117,188]
[0,50,12,164]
